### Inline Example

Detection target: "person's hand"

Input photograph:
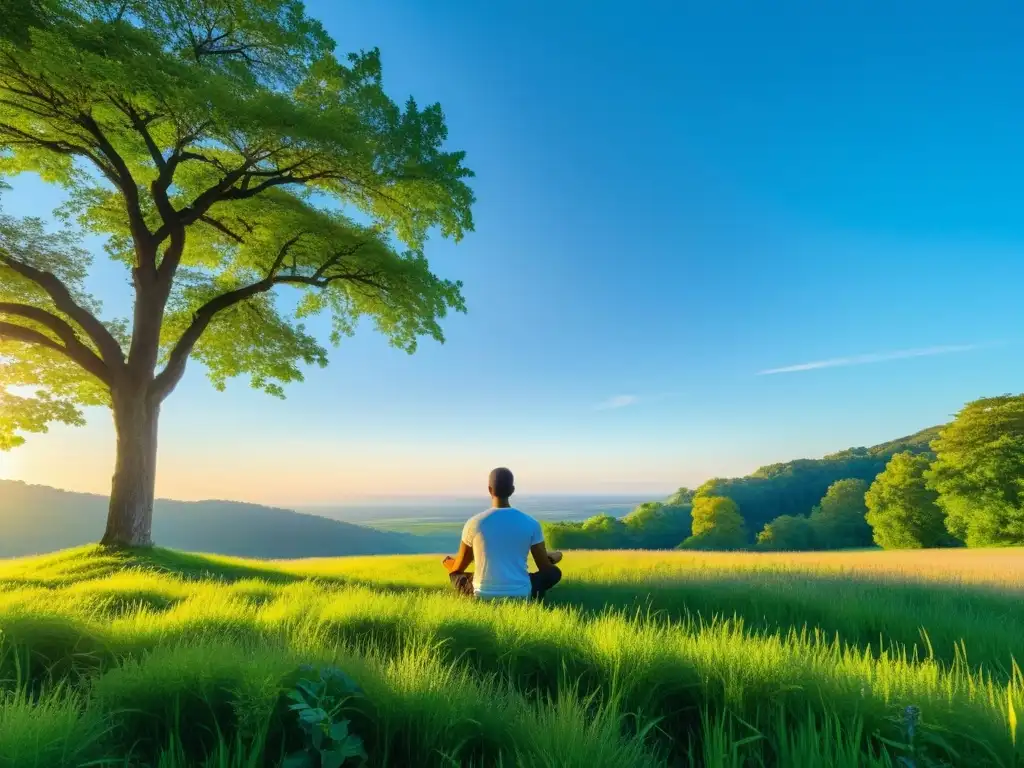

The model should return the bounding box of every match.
[442,555,455,572]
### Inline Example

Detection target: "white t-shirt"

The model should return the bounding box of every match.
[461,507,543,599]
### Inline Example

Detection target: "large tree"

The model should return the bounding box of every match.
[865,451,954,549]
[679,495,746,550]
[927,394,1024,547]
[622,499,693,549]
[808,478,872,549]
[755,514,815,551]
[0,0,474,546]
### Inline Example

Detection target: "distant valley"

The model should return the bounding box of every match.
[0,480,650,559]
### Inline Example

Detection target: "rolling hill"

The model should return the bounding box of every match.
[695,425,943,534]
[0,480,452,558]
[0,427,946,559]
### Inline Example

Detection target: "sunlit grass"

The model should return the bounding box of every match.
[279,547,1024,589]
[0,546,1022,765]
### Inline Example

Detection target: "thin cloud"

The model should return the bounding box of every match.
[595,394,639,410]
[758,343,991,375]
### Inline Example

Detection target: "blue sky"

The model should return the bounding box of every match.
[4,0,1024,503]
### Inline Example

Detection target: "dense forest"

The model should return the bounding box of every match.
[543,394,1024,551]
[694,427,940,536]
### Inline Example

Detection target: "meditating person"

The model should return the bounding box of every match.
[443,467,563,600]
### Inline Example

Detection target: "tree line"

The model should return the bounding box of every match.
[543,394,1024,551]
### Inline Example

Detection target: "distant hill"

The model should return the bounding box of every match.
[0,480,450,559]
[0,427,945,559]
[695,426,943,536]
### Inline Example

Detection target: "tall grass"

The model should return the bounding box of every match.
[0,546,1021,766]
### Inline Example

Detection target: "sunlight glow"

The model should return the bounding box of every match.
[0,451,17,481]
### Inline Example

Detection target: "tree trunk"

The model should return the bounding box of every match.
[101,388,160,547]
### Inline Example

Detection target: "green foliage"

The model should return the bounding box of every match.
[286,665,367,768]
[678,525,748,551]
[0,0,474,443]
[696,427,939,537]
[582,513,627,538]
[664,487,696,506]
[0,206,113,446]
[808,479,873,549]
[542,498,693,550]
[875,705,961,768]
[927,394,1024,547]
[620,501,664,529]
[622,501,693,548]
[680,496,746,550]
[541,519,596,550]
[690,495,744,538]
[756,514,816,551]
[865,452,956,550]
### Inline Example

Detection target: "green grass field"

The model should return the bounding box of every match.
[0,547,1022,767]
[364,519,464,537]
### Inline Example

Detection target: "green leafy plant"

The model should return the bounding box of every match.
[284,665,367,768]
[876,705,958,768]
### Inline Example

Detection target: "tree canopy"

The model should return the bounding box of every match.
[927,395,1024,547]
[0,0,474,544]
[808,479,872,549]
[541,399,1024,553]
[680,495,746,550]
[695,427,939,536]
[865,451,955,549]
[542,499,693,550]
[755,514,815,551]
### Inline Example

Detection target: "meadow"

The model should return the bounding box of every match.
[0,546,1022,767]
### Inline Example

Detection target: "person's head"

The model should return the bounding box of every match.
[488,467,515,505]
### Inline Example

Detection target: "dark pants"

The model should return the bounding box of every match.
[450,566,562,600]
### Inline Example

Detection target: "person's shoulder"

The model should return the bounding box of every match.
[464,508,495,529]
[461,510,489,544]
[510,508,541,527]
[464,509,490,526]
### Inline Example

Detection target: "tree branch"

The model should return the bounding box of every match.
[75,113,154,269]
[151,162,255,243]
[199,215,245,243]
[115,101,183,238]
[0,252,125,370]
[0,122,116,179]
[151,159,335,244]
[0,303,111,384]
[0,320,67,355]
[149,233,305,400]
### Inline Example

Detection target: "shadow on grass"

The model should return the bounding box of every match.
[9,546,1023,670]
[122,548,1024,667]
[121,547,315,584]
[0,596,997,768]
[546,575,1024,669]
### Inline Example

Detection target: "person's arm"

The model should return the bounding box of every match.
[530,540,557,572]
[443,540,474,574]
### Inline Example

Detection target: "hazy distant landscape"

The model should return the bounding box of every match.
[302,496,648,538]
[0,480,440,558]
[0,479,650,558]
